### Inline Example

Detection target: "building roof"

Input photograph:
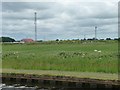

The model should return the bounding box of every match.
[21,38,34,43]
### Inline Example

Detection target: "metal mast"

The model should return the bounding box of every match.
[84,34,86,40]
[34,12,37,41]
[95,26,97,40]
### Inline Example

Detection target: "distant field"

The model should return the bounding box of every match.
[2,40,118,73]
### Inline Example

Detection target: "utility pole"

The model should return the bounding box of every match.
[95,26,97,40]
[34,12,37,41]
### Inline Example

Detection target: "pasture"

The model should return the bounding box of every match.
[2,40,118,73]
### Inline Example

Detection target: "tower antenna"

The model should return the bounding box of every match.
[34,12,37,41]
[95,26,97,40]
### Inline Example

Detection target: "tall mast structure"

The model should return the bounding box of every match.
[95,26,97,40]
[34,12,37,41]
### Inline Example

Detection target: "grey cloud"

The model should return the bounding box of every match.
[64,2,117,19]
[2,2,54,12]
[2,3,59,20]
[2,2,30,12]
[2,2,118,40]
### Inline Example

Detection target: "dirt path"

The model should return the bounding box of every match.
[1,68,118,80]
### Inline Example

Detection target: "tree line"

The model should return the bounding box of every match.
[0,37,120,42]
[0,37,15,42]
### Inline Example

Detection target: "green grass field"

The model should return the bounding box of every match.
[2,40,118,73]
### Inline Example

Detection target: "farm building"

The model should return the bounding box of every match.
[21,38,34,43]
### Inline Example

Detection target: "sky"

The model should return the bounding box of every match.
[1,0,119,41]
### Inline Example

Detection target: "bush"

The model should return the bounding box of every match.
[0,37,15,42]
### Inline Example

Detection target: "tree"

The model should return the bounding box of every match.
[56,39,59,41]
[0,37,15,42]
[106,38,112,40]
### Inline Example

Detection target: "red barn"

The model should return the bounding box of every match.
[21,39,34,43]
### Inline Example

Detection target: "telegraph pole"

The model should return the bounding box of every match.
[34,12,37,41]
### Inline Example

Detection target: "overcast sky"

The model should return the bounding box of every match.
[2,0,118,41]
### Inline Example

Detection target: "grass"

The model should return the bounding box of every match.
[2,69,118,80]
[2,40,118,73]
